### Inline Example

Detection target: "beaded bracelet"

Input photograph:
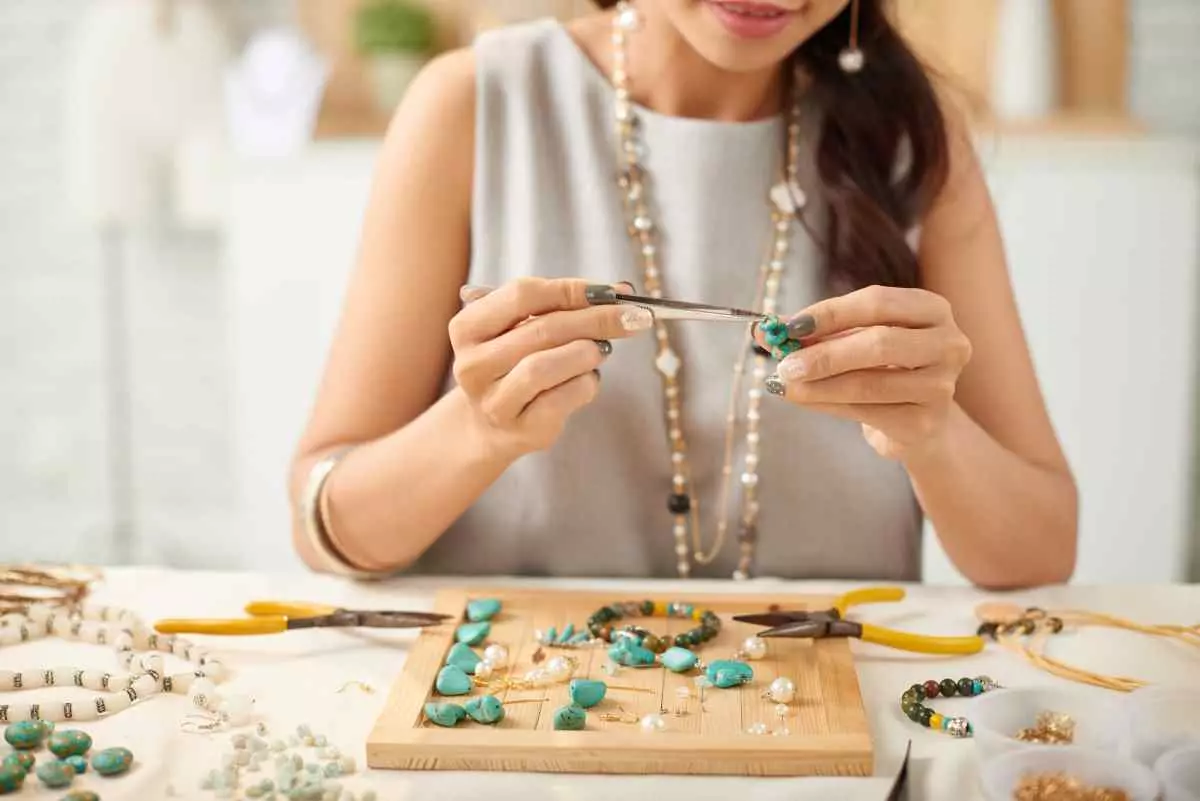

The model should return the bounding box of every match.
[586,601,721,651]
[899,675,999,738]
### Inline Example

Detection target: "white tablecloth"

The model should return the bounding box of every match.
[3,568,1197,800]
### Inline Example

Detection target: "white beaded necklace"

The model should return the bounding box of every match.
[0,603,237,724]
[611,2,805,580]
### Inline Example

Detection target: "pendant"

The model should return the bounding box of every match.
[770,180,806,214]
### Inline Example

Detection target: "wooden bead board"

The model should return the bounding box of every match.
[366,589,873,776]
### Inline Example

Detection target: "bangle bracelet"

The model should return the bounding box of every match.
[300,447,386,580]
[899,675,1000,737]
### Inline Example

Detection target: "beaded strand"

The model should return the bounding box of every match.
[899,675,999,737]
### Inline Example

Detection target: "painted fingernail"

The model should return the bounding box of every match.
[787,314,816,338]
[586,285,618,305]
[778,358,806,381]
[616,281,636,293]
[595,339,613,356]
[764,374,787,397]
[459,285,492,303]
[621,306,654,331]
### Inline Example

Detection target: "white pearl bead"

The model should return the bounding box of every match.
[740,637,768,661]
[483,644,509,668]
[523,668,549,686]
[768,677,797,704]
[746,722,769,735]
[639,713,666,732]
[219,694,255,727]
[475,661,494,681]
[189,678,219,710]
[545,656,573,681]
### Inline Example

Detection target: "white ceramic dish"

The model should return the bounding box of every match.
[971,686,1123,762]
[1127,685,1200,767]
[980,748,1160,801]
[1155,744,1200,801]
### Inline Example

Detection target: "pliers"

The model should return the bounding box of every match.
[733,587,984,656]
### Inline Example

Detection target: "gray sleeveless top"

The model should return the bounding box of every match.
[410,19,922,580]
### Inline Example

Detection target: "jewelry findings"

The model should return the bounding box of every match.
[1013,772,1131,801]
[1016,711,1076,745]
[839,0,865,73]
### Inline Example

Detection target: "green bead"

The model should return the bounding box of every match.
[918,707,934,727]
[900,689,918,706]
[778,339,802,356]
[463,695,505,724]
[939,679,957,697]
[60,792,100,801]
[905,704,924,723]
[465,598,501,622]
[47,730,92,759]
[455,621,490,646]
[63,756,87,775]
[907,684,926,701]
[640,600,654,615]
[552,705,586,731]
[660,647,698,673]
[957,678,974,696]
[705,660,753,688]
[4,721,48,751]
[434,665,473,696]
[608,643,655,667]
[423,702,466,727]
[0,765,25,794]
[567,679,607,709]
[90,747,133,777]
[1,753,33,775]
[444,642,482,675]
[35,760,74,788]
[764,326,789,347]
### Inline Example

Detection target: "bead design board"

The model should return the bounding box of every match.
[366,589,873,776]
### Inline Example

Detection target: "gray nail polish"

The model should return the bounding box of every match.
[595,339,613,356]
[586,285,617,305]
[764,374,787,397]
[787,314,816,338]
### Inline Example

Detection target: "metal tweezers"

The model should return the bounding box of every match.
[604,292,761,323]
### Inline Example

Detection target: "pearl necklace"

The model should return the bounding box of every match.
[611,2,805,580]
[0,603,240,724]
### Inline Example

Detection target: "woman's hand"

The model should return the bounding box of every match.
[450,277,652,459]
[758,285,973,460]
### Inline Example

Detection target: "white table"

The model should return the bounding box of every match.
[6,568,1198,800]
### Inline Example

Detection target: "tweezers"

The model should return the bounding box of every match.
[600,292,761,323]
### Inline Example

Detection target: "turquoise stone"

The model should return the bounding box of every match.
[706,660,754,688]
[424,702,467,727]
[455,621,490,646]
[0,765,24,794]
[35,760,74,788]
[445,642,482,675]
[90,747,133,777]
[466,598,501,623]
[60,792,100,801]
[552,705,586,731]
[435,665,473,696]
[4,721,49,750]
[569,632,591,645]
[608,642,655,667]
[63,756,87,775]
[558,623,575,643]
[660,646,699,673]
[567,679,607,709]
[2,752,33,775]
[546,626,558,644]
[463,695,505,725]
[47,730,92,759]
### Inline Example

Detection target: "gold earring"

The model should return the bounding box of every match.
[839,0,865,73]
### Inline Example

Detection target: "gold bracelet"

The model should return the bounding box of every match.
[300,447,389,581]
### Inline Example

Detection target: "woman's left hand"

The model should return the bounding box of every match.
[757,285,973,460]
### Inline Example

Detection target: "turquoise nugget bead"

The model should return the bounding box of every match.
[705,660,753,688]
[4,721,48,751]
[90,747,133,776]
[423,702,466,727]
[47,730,92,759]
[552,705,586,731]
[466,598,501,622]
[764,326,789,347]
[60,792,100,801]
[445,642,482,675]
[35,760,74,788]
[559,623,575,643]
[455,621,490,646]
[608,643,655,666]
[464,695,505,724]
[0,765,25,793]
[63,756,87,775]
[1,753,33,775]
[434,665,473,696]
[660,646,698,673]
[567,679,607,709]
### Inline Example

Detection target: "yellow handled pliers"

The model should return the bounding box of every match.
[733,587,984,656]
[153,601,452,636]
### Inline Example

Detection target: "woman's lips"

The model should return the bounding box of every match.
[705,0,798,39]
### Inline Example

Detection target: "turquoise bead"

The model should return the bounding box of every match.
[466,598,501,623]
[608,642,655,667]
[464,695,505,724]
[445,642,482,675]
[434,665,473,696]
[1,752,34,775]
[764,327,789,347]
[0,765,25,794]
[47,730,92,759]
[90,747,133,777]
[4,721,49,751]
[424,702,466,727]
[559,623,575,643]
[60,792,100,801]
[567,679,607,709]
[972,679,983,695]
[35,760,74,788]
[706,660,754,688]
[63,756,87,775]
[455,621,490,646]
[546,626,558,643]
[552,705,586,731]
[660,646,698,673]
[569,632,591,645]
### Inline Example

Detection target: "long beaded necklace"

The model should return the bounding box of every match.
[611,2,804,580]
[0,603,232,724]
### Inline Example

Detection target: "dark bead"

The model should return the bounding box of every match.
[668,493,691,514]
[900,699,918,717]
[641,600,654,616]
[940,679,957,697]
[919,707,934,727]
[957,678,974,696]
[976,622,998,638]
[922,680,940,699]
[1047,617,1064,634]
[905,704,924,723]
[674,634,690,648]
[908,684,926,701]
[901,690,919,707]
[1018,619,1036,635]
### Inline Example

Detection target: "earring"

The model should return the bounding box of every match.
[838,0,865,73]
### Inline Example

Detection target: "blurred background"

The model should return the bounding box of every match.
[0,0,1196,584]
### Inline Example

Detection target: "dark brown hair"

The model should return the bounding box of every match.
[592,0,949,291]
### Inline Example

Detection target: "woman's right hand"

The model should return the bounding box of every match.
[449,277,653,459]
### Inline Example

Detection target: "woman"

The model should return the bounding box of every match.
[288,0,1077,588]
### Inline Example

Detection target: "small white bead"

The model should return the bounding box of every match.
[219,693,255,727]
[639,713,666,732]
[475,661,494,681]
[746,722,769,735]
[740,472,759,487]
[545,656,573,681]
[775,703,790,719]
[674,543,688,557]
[732,570,749,581]
[740,636,768,661]
[483,644,509,668]
[767,676,797,704]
